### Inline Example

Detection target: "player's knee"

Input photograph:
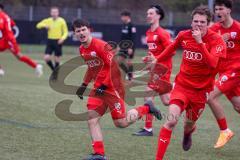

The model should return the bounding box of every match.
[44,55,51,61]
[87,118,99,126]
[165,119,178,129]
[208,90,221,103]
[54,56,60,62]
[144,96,153,102]
[15,54,21,60]
[233,105,240,114]
[162,99,169,106]
[160,95,170,106]
[207,95,216,104]
[127,110,138,121]
[113,120,127,128]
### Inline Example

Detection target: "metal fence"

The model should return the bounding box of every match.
[4,4,240,26]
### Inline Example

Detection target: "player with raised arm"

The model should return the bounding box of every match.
[72,19,162,160]
[208,0,240,149]
[133,5,173,136]
[152,6,226,160]
[0,3,43,77]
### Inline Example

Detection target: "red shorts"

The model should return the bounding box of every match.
[87,88,126,120]
[169,84,209,122]
[216,71,240,100]
[0,38,19,55]
[0,39,9,51]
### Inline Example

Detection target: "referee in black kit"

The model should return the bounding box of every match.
[117,11,136,81]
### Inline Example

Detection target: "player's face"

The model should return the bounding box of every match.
[50,8,59,19]
[214,5,231,23]
[191,14,208,35]
[121,16,129,24]
[74,26,91,43]
[147,8,160,24]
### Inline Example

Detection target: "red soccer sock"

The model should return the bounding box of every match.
[92,141,105,155]
[19,55,37,68]
[217,118,228,131]
[145,114,153,129]
[156,127,172,160]
[135,105,150,118]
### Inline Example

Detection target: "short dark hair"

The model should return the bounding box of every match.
[121,11,131,17]
[72,19,90,31]
[149,5,165,20]
[0,3,4,10]
[192,5,212,24]
[50,6,59,10]
[214,0,233,9]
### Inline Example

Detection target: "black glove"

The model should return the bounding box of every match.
[95,84,107,96]
[76,83,87,99]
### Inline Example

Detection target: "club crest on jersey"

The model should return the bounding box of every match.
[219,75,228,86]
[90,51,97,57]
[230,32,237,39]
[114,102,121,111]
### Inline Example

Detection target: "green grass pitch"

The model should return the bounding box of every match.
[0,45,239,160]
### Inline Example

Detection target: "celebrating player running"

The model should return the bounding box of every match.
[151,6,227,160]
[72,19,162,160]
[208,0,240,149]
[133,5,173,136]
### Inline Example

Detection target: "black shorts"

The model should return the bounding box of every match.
[45,39,62,57]
[118,48,135,59]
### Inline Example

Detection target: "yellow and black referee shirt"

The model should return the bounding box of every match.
[36,17,68,40]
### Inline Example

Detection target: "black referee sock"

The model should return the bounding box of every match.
[127,65,133,80]
[119,63,129,74]
[128,65,133,73]
[55,62,60,70]
[46,60,55,71]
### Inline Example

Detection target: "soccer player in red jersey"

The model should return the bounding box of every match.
[0,4,43,77]
[208,0,240,148]
[72,19,162,160]
[152,6,226,160]
[133,5,173,136]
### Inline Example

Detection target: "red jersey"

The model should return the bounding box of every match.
[79,38,123,90]
[146,26,172,70]
[210,20,240,72]
[157,29,226,90]
[0,11,19,53]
